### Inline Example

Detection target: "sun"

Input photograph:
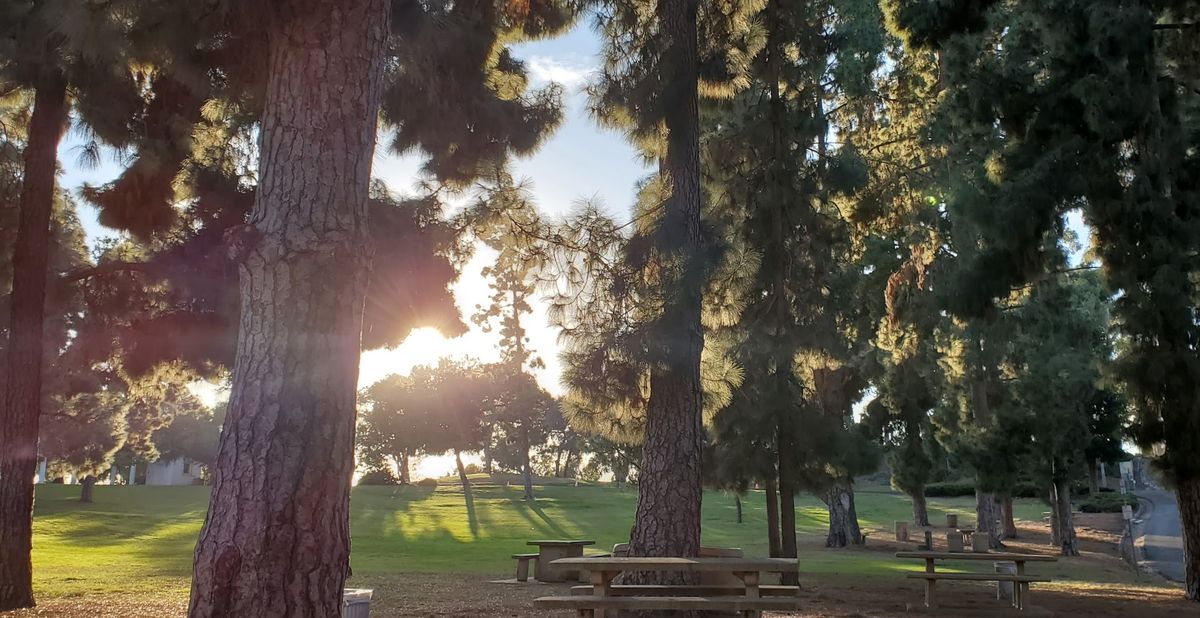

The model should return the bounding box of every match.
[359,327,452,388]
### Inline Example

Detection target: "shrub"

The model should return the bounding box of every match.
[415,477,439,489]
[925,481,975,497]
[1011,481,1042,498]
[1078,492,1138,513]
[358,469,400,486]
[463,463,483,475]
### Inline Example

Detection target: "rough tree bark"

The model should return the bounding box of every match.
[0,71,68,613]
[1178,477,1200,601]
[1052,477,1079,556]
[79,476,96,504]
[976,489,1001,549]
[823,481,864,547]
[1049,484,1062,547]
[1001,494,1018,539]
[186,2,388,616]
[625,0,704,591]
[911,490,930,527]
[765,479,782,558]
[778,459,799,586]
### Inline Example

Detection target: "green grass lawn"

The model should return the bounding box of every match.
[26,481,1133,601]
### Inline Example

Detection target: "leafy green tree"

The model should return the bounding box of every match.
[885,0,1199,590]
[153,401,227,472]
[1006,272,1112,556]
[39,392,126,503]
[549,0,761,572]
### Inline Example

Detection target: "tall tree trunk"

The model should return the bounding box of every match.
[1048,483,1062,547]
[779,461,799,586]
[735,494,743,524]
[765,479,781,558]
[1178,477,1200,601]
[911,490,930,527]
[79,476,96,504]
[1001,494,1018,539]
[976,488,1002,549]
[454,449,472,497]
[186,2,388,616]
[522,444,535,501]
[625,0,704,588]
[823,481,865,547]
[0,72,68,613]
[398,452,411,485]
[1052,477,1079,556]
[1087,460,1099,495]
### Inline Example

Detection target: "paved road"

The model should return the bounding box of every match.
[1138,490,1186,582]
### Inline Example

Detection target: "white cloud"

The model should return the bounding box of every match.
[526,55,595,92]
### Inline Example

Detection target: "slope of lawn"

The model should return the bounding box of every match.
[26,480,1115,601]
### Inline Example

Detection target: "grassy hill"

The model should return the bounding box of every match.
[26,481,1123,603]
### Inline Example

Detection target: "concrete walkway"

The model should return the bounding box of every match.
[1137,490,1185,582]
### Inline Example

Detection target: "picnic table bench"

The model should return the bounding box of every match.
[895,551,1058,610]
[534,556,800,618]
[525,540,595,583]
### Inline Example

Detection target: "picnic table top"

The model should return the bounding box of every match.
[895,551,1058,562]
[527,539,596,547]
[550,556,800,572]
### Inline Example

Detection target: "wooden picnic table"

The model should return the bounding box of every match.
[895,551,1058,610]
[527,540,596,582]
[536,556,800,617]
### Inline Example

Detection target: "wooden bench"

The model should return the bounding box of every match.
[536,595,799,616]
[896,551,1058,610]
[535,556,800,618]
[570,584,799,597]
[512,553,538,582]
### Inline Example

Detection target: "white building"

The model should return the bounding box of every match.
[143,458,204,486]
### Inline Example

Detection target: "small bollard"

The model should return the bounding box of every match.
[947,531,964,552]
[895,521,909,542]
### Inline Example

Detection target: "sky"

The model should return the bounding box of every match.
[61,22,647,406]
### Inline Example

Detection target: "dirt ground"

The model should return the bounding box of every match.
[4,516,1193,617]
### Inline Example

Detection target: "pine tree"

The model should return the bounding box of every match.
[885,0,1200,592]
[571,0,761,570]
[468,168,553,500]
[183,2,390,615]
[0,2,139,600]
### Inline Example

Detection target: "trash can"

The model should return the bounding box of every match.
[343,588,373,618]
[994,562,1015,600]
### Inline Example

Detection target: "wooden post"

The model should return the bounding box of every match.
[925,558,937,608]
[1015,561,1027,610]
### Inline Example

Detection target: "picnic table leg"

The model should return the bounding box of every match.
[734,571,762,618]
[591,570,615,618]
[924,558,938,609]
[1015,561,1026,610]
